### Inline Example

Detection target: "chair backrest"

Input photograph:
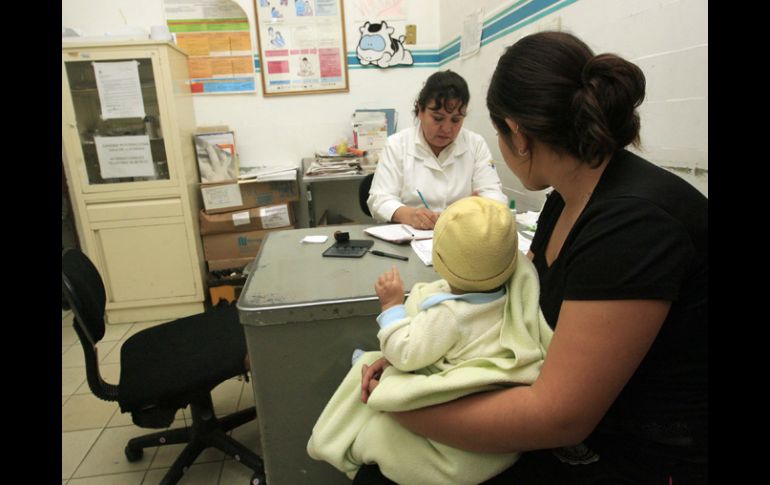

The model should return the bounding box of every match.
[358,172,375,217]
[61,248,119,401]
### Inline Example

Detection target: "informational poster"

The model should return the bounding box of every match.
[253,0,348,96]
[93,61,146,119]
[164,0,257,94]
[94,135,155,178]
[350,0,406,21]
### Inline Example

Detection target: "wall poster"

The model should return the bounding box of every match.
[164,0,257,94]
[253,0,349,96]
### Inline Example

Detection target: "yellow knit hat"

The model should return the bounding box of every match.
[432,197,518,292]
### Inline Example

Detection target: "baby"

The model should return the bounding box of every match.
[308,197,552,485]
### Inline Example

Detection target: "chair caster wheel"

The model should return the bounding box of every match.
[125,445,143,462]
[251,470,267,484]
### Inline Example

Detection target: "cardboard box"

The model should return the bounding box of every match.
[199,203,295,235]
[202,227,292,262]
[201,179,299,214]
[206,257,255,272]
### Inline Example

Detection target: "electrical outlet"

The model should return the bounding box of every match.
[405,25,416,44]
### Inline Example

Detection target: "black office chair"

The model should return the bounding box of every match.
[61,248,266,484]
[359,172,375,217]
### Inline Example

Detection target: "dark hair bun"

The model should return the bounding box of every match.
[571,54,646,162]
[486,32,647,165]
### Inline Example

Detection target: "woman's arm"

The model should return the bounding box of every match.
[390,298,670,452]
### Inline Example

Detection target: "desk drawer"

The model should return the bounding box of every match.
[86,198,184,222]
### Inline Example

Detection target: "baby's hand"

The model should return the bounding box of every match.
[375,266,404,310]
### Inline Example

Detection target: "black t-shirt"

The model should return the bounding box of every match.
[530,149,707,470]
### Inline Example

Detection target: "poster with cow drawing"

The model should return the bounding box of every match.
[356,21,414,68]
[253,0,349,96]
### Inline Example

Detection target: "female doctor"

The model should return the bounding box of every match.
[366,70,507,229]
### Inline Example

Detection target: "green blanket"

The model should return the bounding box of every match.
[307,255,552,485]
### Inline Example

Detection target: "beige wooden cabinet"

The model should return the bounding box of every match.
[62,40,205,324]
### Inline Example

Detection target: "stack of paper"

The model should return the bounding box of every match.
[315,152,359,160]
[304,158,362,176]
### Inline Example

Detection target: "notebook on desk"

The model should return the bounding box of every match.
[364,224,433,244]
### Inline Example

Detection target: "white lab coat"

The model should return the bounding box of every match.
[367,125,508,223]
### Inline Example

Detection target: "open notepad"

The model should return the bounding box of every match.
[364,224,433,244]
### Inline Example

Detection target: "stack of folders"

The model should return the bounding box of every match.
[352,109,397,152]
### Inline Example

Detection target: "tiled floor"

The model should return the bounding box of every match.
[61,309,262,484]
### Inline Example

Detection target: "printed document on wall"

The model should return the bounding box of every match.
[460,9,484,59]
[164,0,256,94]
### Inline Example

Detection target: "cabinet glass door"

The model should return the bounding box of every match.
[64,57,169,186]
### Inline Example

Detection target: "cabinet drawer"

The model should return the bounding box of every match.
[86,198,184,222]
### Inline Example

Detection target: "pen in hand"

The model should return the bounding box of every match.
[416,190,431,210]
[369,250,409,261]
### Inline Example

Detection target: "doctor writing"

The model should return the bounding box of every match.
[366,70,507,229]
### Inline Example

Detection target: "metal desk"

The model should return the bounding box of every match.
[300,157,374,227]
[237,225,437,485]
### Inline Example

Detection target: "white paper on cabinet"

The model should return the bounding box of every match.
[94,135,155,178]
[93,61,146,119]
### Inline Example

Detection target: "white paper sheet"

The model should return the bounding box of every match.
[460,9,484,59]
[200,183,243,211]
[301,235,329,244]
[259,205,291,228]
[231,211,251,226]
[94,135,154,178]
[410,239,433,266]
[93,61,146,119]
[517,233,532,255]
